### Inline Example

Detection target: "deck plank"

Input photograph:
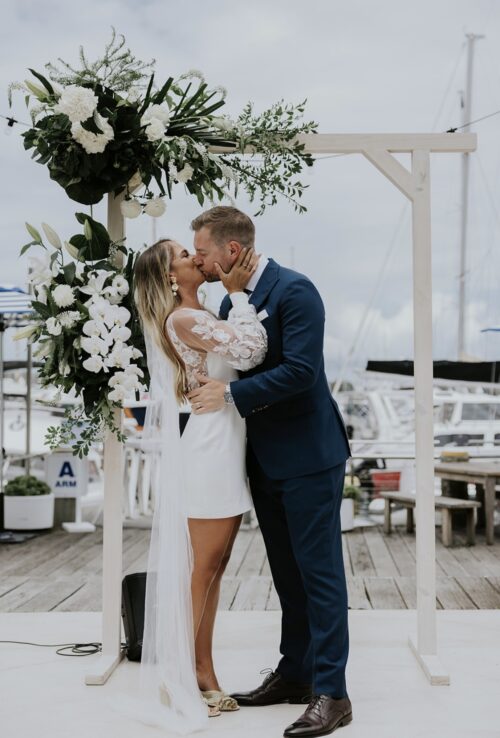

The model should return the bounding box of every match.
[455,577,500,609]
[364,576,406,609]
[436,577,475,609]
[346,577,371,610]
[231,576,271,611]
[363,529,399,577]
[2,523,499,612]
[346,530,376,576]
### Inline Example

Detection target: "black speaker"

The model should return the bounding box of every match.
[121,572,147,661]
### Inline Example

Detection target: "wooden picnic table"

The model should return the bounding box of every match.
[434,461,500,545]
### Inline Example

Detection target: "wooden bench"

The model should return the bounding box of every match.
[380,492,481,547]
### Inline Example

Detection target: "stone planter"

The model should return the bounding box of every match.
[340,497,355,532]
[3,493,55,530]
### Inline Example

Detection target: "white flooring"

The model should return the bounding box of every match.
[0,610,499,738]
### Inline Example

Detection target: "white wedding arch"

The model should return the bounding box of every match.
[85,131,476,689]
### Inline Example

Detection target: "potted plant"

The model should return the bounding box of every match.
[3,475,55,530]
[341,484,362,532]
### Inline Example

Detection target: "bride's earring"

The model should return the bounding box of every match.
[171,276,179,296]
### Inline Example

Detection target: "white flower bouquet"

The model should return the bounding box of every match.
[16,215,148,457]
[10,29,317,214]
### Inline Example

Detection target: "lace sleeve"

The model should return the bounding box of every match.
[169,293,267,371]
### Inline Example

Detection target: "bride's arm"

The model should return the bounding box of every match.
[169,295,267,371]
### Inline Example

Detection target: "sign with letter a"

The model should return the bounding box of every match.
[45,451,89,499]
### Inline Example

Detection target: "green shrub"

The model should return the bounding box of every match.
[4,475,52,497]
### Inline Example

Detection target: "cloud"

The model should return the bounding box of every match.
[2,0,500,366]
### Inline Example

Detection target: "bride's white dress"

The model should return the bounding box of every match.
[166,292,267,518]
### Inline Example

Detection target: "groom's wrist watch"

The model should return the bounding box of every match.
[224,383,235,405]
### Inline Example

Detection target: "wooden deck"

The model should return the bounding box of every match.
[1,524,500,612]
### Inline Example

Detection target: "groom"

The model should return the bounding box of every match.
[188,206,352,737]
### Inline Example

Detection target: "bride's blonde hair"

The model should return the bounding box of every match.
[133,239,188,403]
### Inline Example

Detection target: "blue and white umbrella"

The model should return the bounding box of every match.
[0,285,33,317]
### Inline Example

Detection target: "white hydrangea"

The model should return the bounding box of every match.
[52,284,75,308]
[54,85,98,123]
[142,104,170,125]
[120,199,142,219]
[144,197,166,217]
[71,115,114,155]
[58,310,81,328]
[46,317,62,336]
[143,118,165,142]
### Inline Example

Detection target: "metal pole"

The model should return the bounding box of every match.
[457,33,484,360]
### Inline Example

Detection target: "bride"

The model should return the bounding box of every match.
[132,237,267,731]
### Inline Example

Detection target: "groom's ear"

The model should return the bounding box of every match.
[227,240,243,262]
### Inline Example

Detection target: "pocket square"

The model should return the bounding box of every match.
[257,309,269,322]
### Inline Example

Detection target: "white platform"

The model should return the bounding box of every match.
[0,610,498,738]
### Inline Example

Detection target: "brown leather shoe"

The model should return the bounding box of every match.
[231,670,312,706]
[283,695,353,737]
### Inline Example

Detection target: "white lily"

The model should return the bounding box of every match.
[42,223,62,250]
[13,324,38,341]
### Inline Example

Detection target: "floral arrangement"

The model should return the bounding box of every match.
[15,214,148,457]
[10,29,317,214]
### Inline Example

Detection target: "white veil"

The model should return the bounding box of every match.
[123,328,208,734]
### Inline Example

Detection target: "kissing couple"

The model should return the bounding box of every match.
[131,206,352,737]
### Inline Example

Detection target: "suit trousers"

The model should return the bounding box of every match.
[247,444,349,698]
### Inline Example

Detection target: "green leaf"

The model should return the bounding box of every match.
[63,262,76,285]
[28,68,55,96]
[19,241,37,256]
[25,222,42,243]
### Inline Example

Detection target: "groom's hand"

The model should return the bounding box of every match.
[188,374,225,413]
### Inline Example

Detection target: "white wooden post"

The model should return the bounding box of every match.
[407,151,449,684]
[85,193,125,685]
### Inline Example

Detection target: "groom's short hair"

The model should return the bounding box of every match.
[191,206,255,248]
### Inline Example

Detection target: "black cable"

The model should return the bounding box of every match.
[446,108,500,132]
[0,639,128,657]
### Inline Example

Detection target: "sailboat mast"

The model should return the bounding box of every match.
[457,32,483,360]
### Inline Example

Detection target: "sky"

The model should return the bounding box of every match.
[1,0,500,378]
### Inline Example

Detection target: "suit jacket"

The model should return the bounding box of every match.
[219,258,351,480]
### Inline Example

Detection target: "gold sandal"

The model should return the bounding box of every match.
[201,689,240,712]
[202,694,222,717]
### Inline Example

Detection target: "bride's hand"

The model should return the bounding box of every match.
[214,248,260,294]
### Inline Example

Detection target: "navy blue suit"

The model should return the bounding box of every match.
[220,259,351,698]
